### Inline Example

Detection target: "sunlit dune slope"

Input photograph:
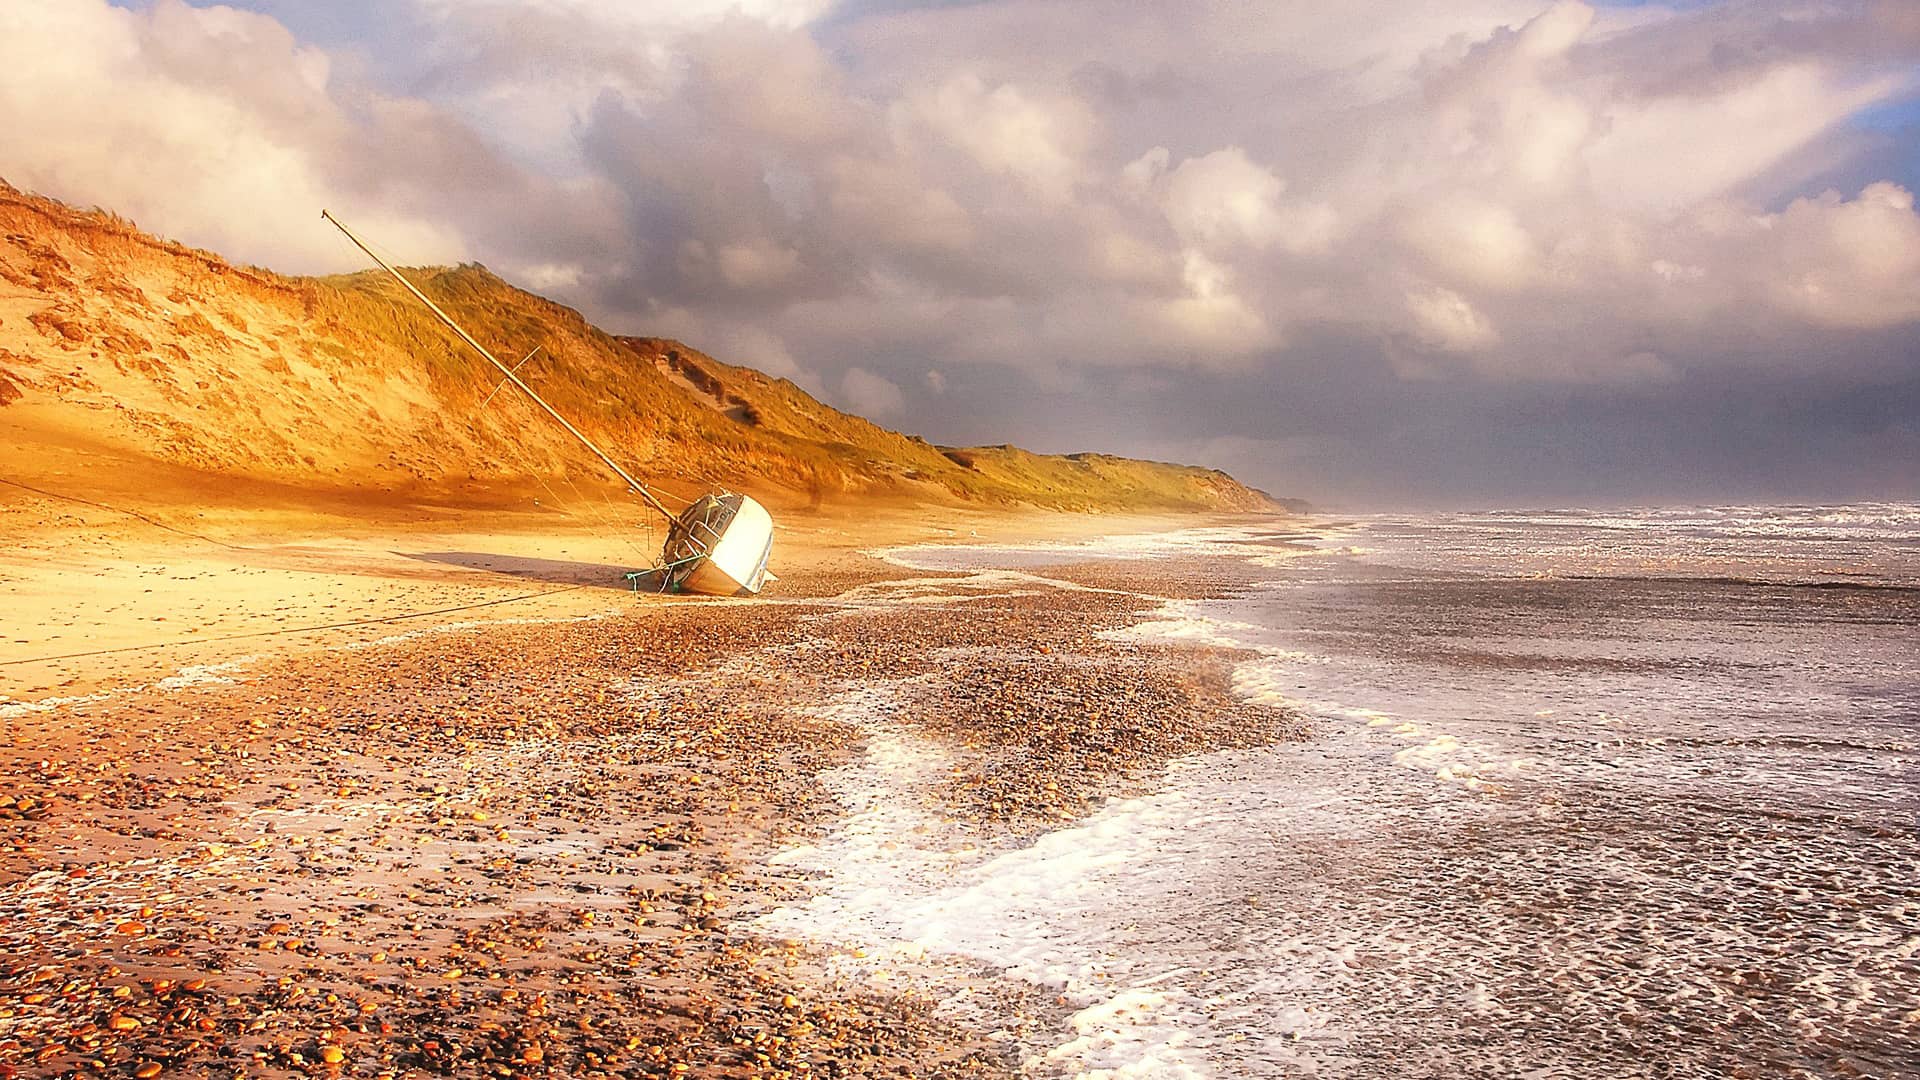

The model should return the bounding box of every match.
[0,182,1277,514]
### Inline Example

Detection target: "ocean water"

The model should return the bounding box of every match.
[759,506,1920,1079]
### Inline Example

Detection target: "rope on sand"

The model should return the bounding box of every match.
[0,476,252,551]
[0,584,589,668]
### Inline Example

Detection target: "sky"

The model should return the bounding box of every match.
[3,0,1917,507]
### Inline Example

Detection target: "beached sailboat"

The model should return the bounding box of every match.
[321,211,775,596]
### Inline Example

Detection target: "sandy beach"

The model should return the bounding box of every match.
[0,490,1299,1078]
[7,1,1918,1073]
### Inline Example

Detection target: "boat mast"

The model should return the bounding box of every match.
[321,210,678,525]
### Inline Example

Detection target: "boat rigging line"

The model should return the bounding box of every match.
[478,345,543,410]
[0,585,588,669]
[320,209,679,527]
[320,210,776,597]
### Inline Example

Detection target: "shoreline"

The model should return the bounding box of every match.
[0,509,1301,1077]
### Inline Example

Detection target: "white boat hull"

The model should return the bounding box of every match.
[663,493,774,596]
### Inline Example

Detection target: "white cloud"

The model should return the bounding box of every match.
[1760,182,1920,328]
[1163,147,1288,249]
[1407,286,1500,352]
[839,366,905,418]
[1158,250,1273,355]
[717,325,809,385]
[0,0,466,272]
[1122,146,1170,189]
[1585,64,1903,214]
[414,0,831,34]
[903,74,1092,202]
[715,238,804,291]
[1399,197,1540,293]
[3,0,1917,428]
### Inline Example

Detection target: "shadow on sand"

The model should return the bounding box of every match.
[403,551,651,590]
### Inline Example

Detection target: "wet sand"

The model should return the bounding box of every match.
[0,502,1298,1078]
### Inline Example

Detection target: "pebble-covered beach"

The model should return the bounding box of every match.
[0,547,1300,1079]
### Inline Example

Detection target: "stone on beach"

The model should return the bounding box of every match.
[0,547,1297,1078]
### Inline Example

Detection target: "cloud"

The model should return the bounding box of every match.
[1407,287,1500,353]
[645,313,817,391]
[1398,198,1539,293]
[1761,182,1920,328]
[1585,64,1903,213]
[0,0,623,279]
[2,0,1917,500]
[839,366,905,417]
[1159,146,1338,255]
[903,74,1093,203]
[0,0,461,270]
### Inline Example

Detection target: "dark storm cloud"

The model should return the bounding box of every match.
[10,0,1920,503]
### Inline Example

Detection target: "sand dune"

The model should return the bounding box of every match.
[0,181,1276,519]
